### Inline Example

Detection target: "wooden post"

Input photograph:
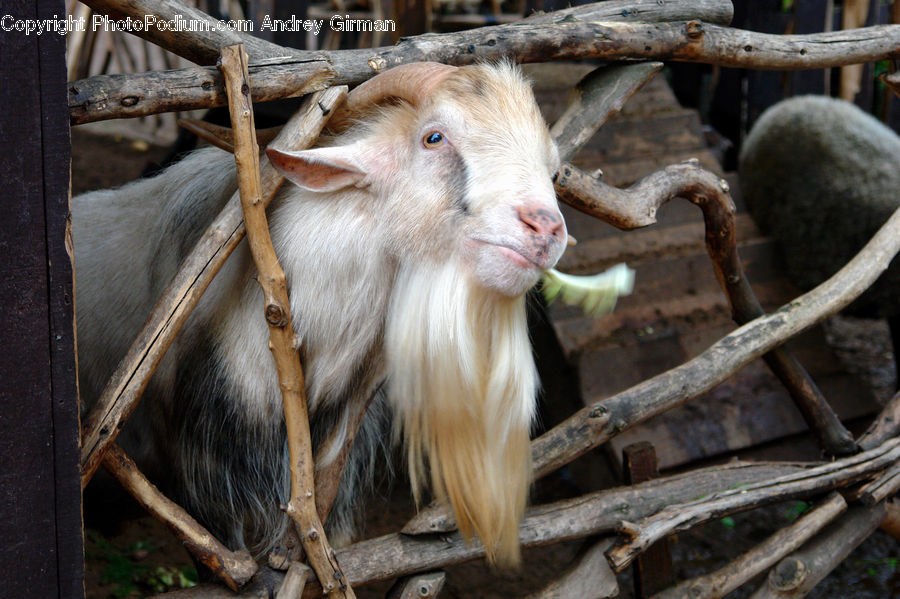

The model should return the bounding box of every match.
[0,1,83,598]
[623,442,674,598]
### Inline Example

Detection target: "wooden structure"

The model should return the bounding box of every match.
[0,2,83,599]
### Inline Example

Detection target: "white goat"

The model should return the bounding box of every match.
[74,61,567,566]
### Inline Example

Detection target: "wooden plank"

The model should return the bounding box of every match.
[0,2,82,598]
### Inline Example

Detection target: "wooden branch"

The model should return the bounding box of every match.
[69,58,334,125]
[386,572,446,599]
[523,539,619,599]
[81,0,295,65]
[102,444,258,590]
[69,13,900,125]
[858,390,900,450]
[177,119,284,154]
[219,44,354,599]
[748,503,888,598]
[651,493,847,599]
[79,86,347,486]
[550,62,663,163]
[857,461,900,506]
[275,562,311,599]
[605,437,900,572]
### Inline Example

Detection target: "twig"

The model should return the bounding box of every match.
[650,493,847,599]
[522,539,619,599]
[219,44,354,598]
[102,444,258,590]
[748,503,888,598]
[386,572,446,599]
[605,438,900,572]
[177,119,284,154]
[79,86,347,487]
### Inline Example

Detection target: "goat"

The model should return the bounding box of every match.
[73,62,567,567]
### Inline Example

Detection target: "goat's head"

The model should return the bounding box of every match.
[266,61,567,298]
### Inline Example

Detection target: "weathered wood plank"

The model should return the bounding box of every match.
[0,1,82,598]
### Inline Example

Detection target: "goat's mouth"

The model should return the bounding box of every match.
[471,239,545,270]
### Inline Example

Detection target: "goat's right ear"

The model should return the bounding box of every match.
[266,146,367,192]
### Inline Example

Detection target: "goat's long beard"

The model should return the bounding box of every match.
[385,259,537,567]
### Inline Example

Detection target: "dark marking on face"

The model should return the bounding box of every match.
[438,144,470,216]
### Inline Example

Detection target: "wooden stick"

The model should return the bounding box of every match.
[219,44,355,599]
[605,437,900,572]
[102,444,258,590]
[856,461,900,506]
[275,562,312,599]
[69,59,335,125]
[858,390,900,450]
[80,0,294,65]
[523,539,619,599]
[69,18,900,125]
[79,86,347,487]
[651,493,847,599]
[550,62,664,163]
[748,503,888,599]
[177,119,285,154]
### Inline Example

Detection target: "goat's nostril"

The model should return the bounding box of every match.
[517,205,563,239]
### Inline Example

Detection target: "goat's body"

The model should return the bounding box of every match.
[75,147,390,554]
[75,62,566,564]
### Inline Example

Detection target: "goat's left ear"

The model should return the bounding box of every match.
[266,146,369,192]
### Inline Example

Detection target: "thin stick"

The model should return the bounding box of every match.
[79,86,347,487]
[651,493,847,599]
[858,390,900,450]
[551,62,664,163]
[102,444,258,591]
[605,438,900,572]
[275,562,312,599]
[523,539,619,599]
[219,44,354,599]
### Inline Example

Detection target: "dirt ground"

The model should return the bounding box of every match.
[72,128,899,598]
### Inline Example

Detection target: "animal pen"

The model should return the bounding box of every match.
[4,0,900,597]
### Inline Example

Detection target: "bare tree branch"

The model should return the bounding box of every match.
[605,438,900,572]
[103,444,258,590]
[219,44,354,598]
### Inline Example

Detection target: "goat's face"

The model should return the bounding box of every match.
[267,63,567,298]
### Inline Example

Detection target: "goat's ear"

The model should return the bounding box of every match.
[266,146,368,192]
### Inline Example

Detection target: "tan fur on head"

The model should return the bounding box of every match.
[386,258,537,566]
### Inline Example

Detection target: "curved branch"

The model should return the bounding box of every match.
[605,438,900,572]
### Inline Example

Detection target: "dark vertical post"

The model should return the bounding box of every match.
[623,442,673,598]
[0,2,82,598]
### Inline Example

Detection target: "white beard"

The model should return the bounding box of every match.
[385,258,538,566]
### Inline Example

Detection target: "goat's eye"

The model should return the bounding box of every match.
[423,132,444,148]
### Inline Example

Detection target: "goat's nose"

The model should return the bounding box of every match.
[517,204,564,241]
